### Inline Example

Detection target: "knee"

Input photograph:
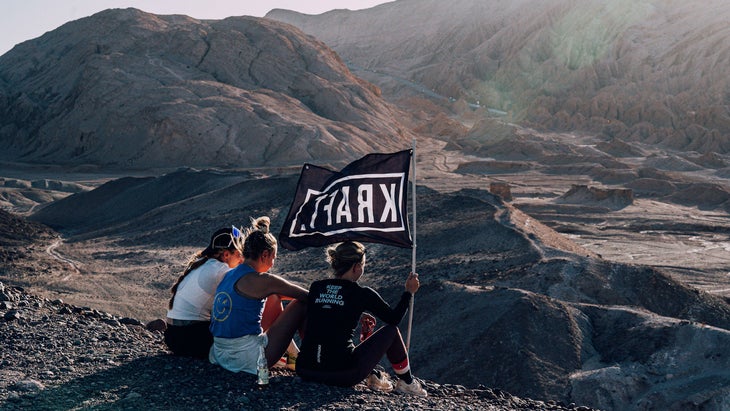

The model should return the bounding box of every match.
[381,324,400,338]
[287,299,307,313]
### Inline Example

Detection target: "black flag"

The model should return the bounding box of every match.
[279,150,412,251]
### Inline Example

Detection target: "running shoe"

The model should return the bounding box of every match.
[366,370,393,392]
[395,378,427,397]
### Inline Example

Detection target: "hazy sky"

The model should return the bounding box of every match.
[0,0,390,56]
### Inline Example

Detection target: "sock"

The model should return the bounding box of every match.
[392,358,413,384]
[287,340,299,357]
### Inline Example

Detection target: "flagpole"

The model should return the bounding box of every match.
[406,138,417,350]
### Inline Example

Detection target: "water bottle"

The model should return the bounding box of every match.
[257,342,269,386]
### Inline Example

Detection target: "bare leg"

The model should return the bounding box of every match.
[261,295,284,332]
[264,300,306,367]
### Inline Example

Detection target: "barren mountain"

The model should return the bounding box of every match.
[0,164,726,410]
[2,2,730,410]
[0,8,411,169]
[268,0,730,154]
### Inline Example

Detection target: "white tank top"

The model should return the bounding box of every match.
[167,258,231,321]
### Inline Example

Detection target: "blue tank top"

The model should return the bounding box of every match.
[209,264,265,338]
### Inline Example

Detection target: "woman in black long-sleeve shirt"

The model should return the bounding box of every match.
[296,241,427,396]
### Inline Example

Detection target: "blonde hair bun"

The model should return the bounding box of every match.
[252,216,270,234]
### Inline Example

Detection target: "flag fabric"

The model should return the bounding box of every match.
[279,150,412,251]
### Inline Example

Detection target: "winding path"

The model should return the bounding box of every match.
[46,238,82,280]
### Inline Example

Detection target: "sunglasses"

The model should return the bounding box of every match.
[212,225,243,249]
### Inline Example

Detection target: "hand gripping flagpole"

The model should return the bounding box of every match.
[406,138,417,350]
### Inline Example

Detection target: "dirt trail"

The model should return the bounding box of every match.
[414,136,487,192]
[46,238,82,280]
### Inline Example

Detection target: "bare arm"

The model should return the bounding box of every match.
[235,272,308,301]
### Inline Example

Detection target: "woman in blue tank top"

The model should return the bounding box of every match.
[209,216,308,375]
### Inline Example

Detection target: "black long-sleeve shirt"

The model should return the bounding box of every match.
[298,278,411,371]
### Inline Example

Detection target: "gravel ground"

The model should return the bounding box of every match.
[0,282,596,411]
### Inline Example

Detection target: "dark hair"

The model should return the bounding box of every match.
[326,241,366,277]
[168,227,243,309]
[242,216,277,260]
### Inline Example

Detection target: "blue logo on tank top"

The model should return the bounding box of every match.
[212,291,233,322]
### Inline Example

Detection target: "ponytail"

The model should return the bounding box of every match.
[168,225,238,309]
[242,216,277,260]
[168,250,216,309]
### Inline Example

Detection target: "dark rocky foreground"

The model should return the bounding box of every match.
[0,283,595,411]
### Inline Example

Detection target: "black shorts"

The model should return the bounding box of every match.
[164,321,212,359]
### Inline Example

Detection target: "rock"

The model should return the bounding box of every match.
[670,183,730,208]
[102,318,121,327]
[145,318,167,332]
[557,184,633,210]
[119,317,142,326]
[4,309,21,321]
[489,182,513,201]
[12,379,45,393]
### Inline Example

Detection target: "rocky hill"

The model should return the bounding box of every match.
[1,281,598,411]
[0,8,411,169]
[268,0,730,154]
[2,168,728,410]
